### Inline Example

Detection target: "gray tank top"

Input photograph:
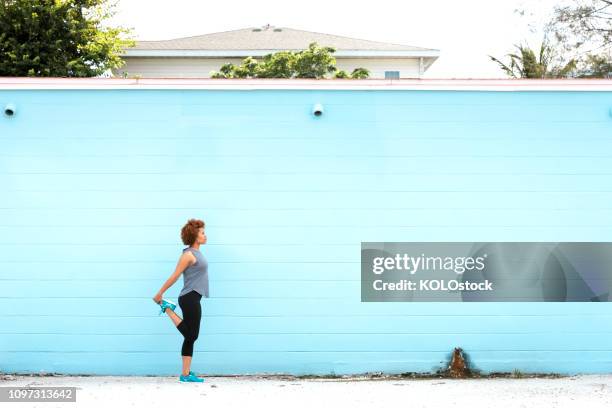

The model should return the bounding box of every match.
[178,247,209,298]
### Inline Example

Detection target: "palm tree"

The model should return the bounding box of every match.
[489,40,577,78]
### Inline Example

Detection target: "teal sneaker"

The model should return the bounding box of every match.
[158,299,176,316]
[179,373,204,383]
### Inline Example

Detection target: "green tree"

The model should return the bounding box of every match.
[334,67,370,79]
[232,56,260,78]
[0,0,134,77]
[548,0,611,55]
[209,41,370,79]
[292,42,337,78]
[256,51,295,78]
[514,1,611,78]
[489,39,577,78]
[575,53,612,77]
[546,0,611,78]
[210,62,237,79]
[349,67,370,79]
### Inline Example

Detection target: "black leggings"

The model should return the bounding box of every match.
[176,290,202,357]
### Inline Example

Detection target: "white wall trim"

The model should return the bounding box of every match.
[1,77,612,91]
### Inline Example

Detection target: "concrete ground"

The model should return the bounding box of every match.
[1,374,611,408]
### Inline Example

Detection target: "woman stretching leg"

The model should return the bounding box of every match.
[153,218,210,383]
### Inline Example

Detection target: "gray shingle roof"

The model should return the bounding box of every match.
[131,25,437,52]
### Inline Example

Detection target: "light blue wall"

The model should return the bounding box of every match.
[0,88,611,375]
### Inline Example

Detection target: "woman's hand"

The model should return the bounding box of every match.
[152,292,162,304]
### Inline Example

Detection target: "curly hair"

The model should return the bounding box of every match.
[181,218,205,246]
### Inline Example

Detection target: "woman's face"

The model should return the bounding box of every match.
[197,227,207,245]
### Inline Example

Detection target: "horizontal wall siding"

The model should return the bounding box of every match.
[113,57,245,78]
[113,57,422,78]
[334,58,420,78]
[0,89,611,375]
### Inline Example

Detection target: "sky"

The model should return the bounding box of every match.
[106,0,562,78]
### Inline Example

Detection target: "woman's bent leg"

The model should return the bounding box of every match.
[177,291,202,357]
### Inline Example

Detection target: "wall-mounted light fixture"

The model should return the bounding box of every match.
[4,104,16,117]
[312,103,324,117]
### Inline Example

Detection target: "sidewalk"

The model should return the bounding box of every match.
[1,374,611,407]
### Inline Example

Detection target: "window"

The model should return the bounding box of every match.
[385,71,400,79]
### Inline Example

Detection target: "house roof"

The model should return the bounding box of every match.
[121,25,440,59]
[130,25,438,52]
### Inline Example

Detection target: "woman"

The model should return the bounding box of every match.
[152,218,209,383]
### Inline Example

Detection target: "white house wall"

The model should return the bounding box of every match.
[113,57,423,78]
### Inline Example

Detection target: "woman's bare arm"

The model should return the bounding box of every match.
[153,253,194,302]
